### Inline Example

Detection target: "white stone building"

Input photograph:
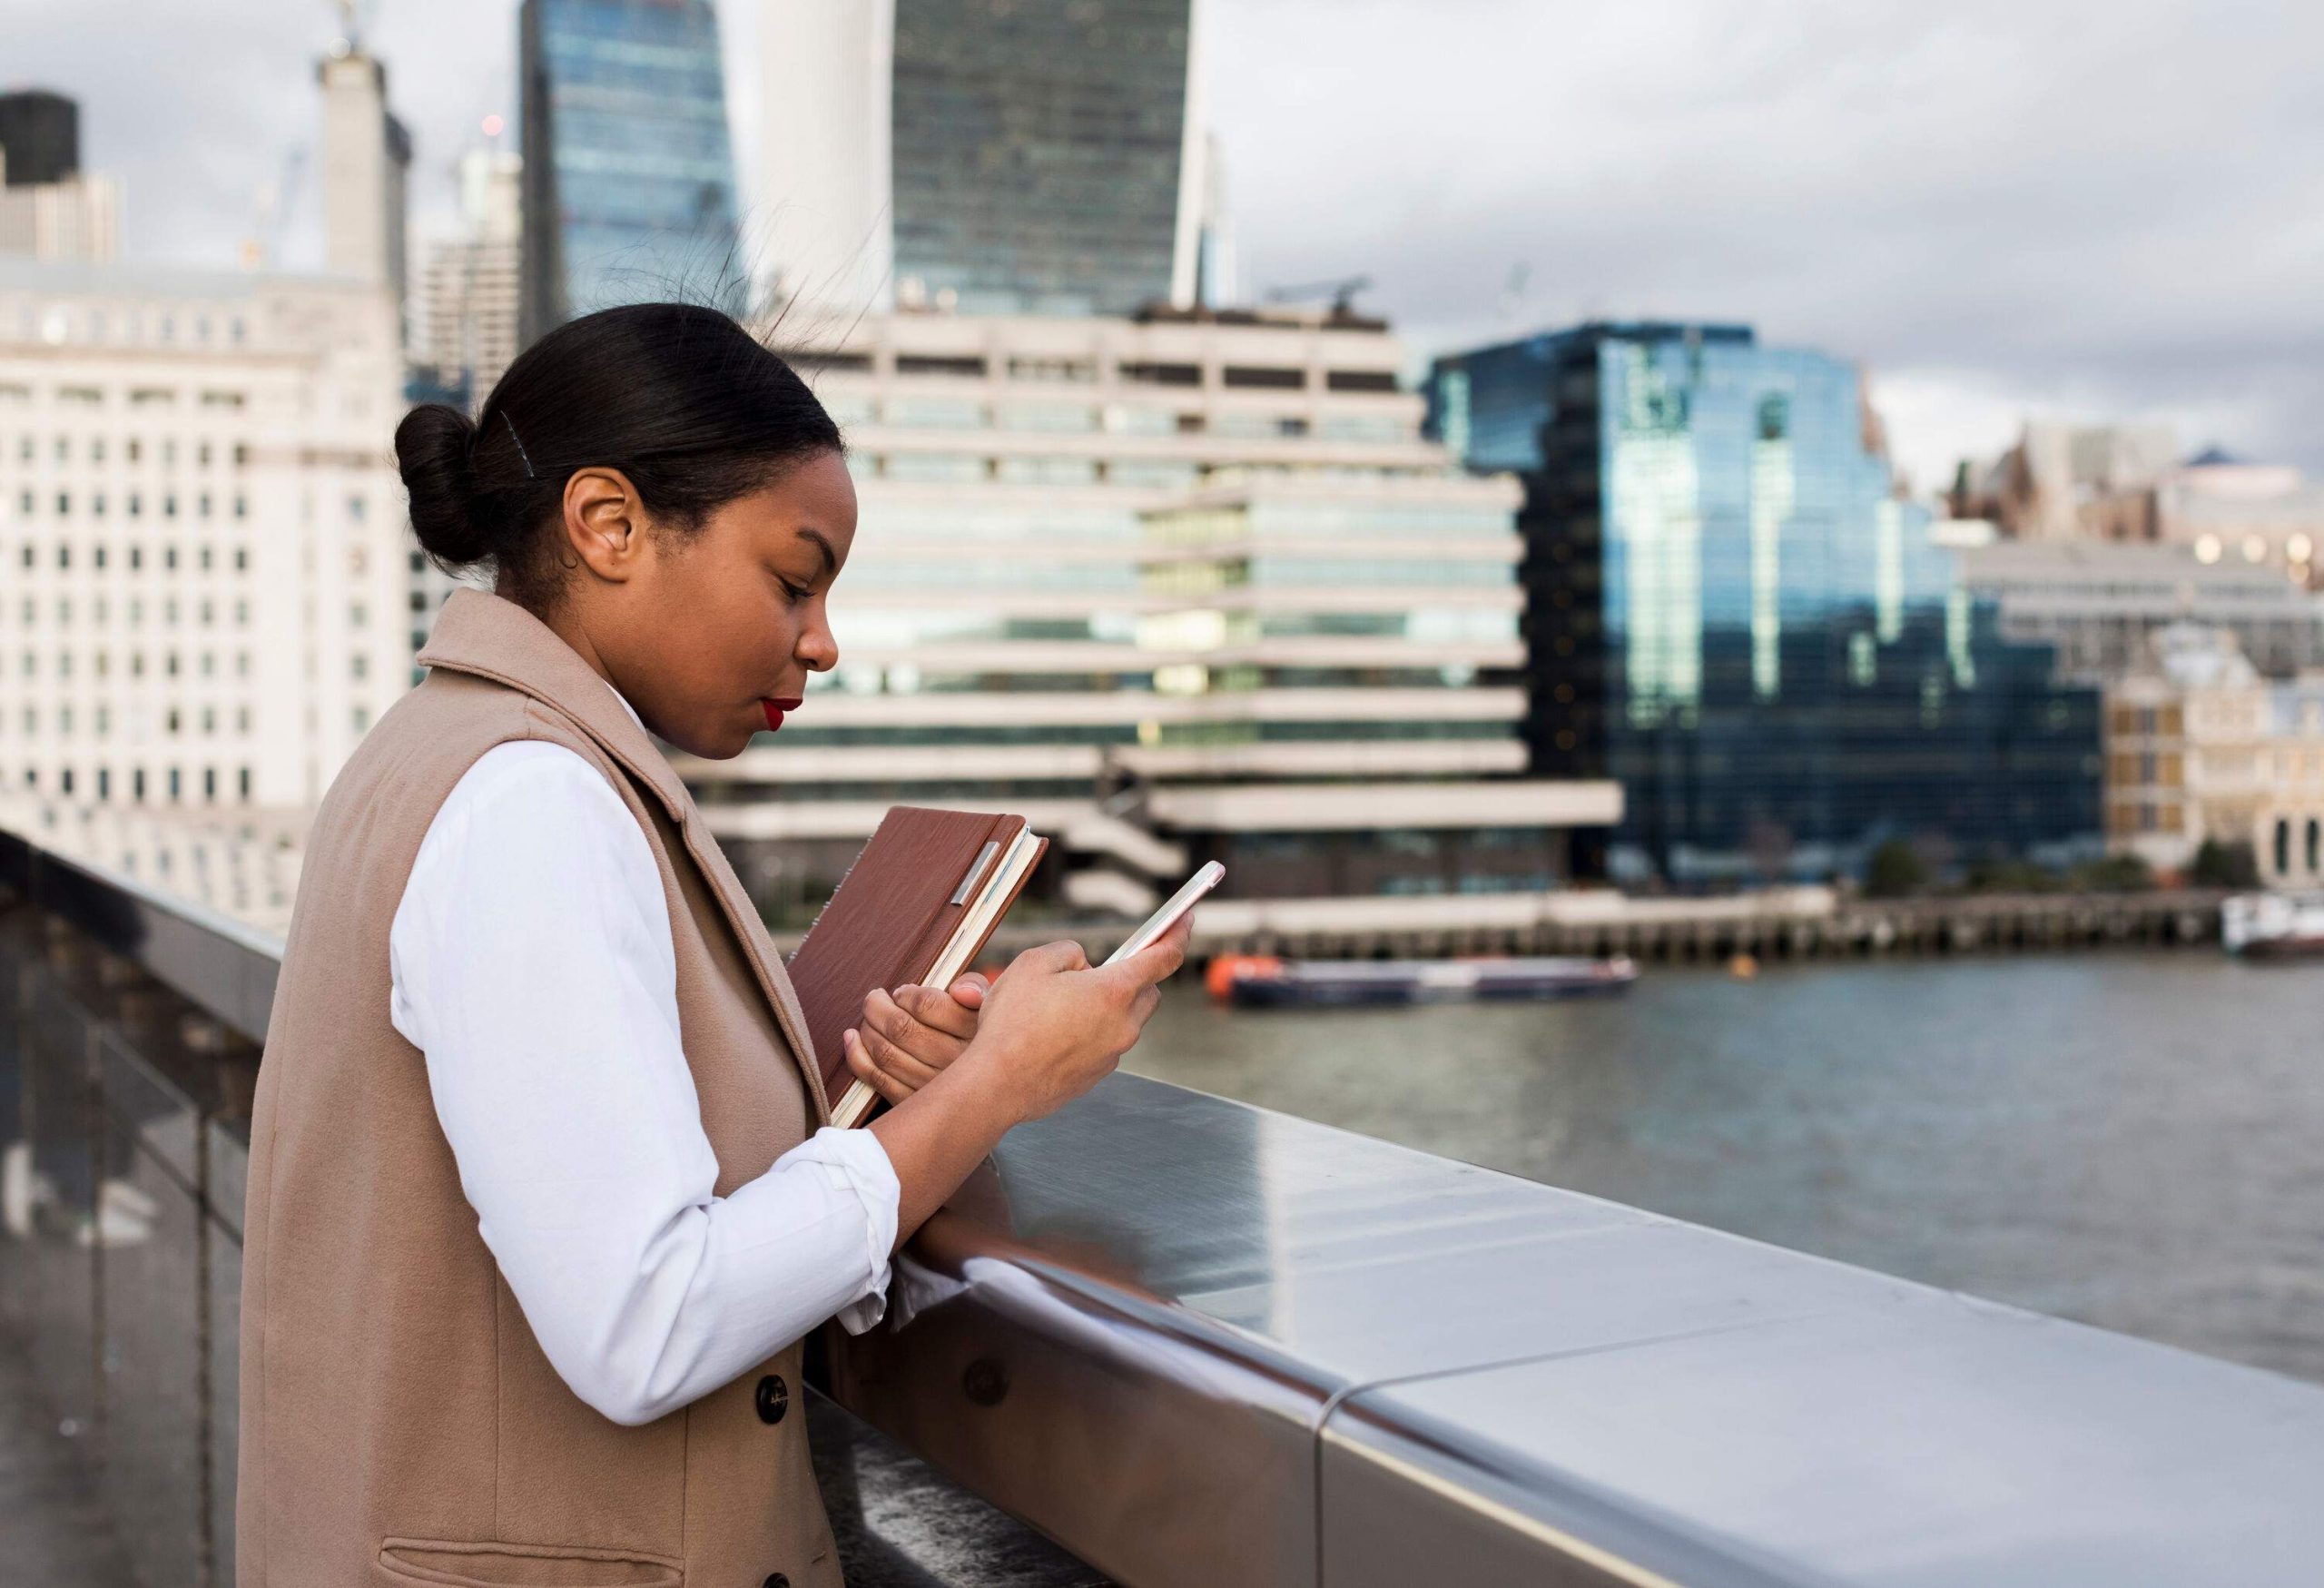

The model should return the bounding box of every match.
[0,258,409,812]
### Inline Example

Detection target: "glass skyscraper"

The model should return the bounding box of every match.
[517,0,743,343]
[889,0,1196,315]
[1427,323,2102,883]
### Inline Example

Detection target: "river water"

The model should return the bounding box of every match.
[1127,951,2324,1386]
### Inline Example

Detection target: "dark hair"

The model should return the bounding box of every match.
[395,302,843,612]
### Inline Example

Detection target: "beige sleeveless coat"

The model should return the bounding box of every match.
[237,586,844,1588]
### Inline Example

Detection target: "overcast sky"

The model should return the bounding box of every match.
[11,0,2321,489]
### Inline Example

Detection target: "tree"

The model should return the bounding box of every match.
[1863,838,1927,899]
[2190,839,2260,891]
[2075,853,2156,893]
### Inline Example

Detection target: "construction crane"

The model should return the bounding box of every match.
[1261,274,1374,316]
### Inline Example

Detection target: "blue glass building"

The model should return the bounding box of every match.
[518,0,744,343]
[1426,324,2101,882]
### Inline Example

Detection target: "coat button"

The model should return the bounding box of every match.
[754,1373,789,1425]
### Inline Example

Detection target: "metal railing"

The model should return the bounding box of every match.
[6,818,2324,1587]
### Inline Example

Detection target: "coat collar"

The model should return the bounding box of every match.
[415,587,694,825]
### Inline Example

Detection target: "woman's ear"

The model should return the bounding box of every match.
[560,467,648,583]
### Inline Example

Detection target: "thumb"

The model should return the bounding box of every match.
[948,971,990,1009]
[1015,939,1090,977]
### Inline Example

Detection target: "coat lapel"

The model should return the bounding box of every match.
[416,587,831,1123]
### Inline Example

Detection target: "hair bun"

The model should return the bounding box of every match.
[395,403,491,566]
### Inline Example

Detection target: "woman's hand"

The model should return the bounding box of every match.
[951,914,1189,1127]
[841,972,990,1106]
[866,913,1194,1247]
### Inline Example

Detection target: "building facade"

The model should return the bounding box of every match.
[2105,623,2324,885]
[414,149,523,408]
[679,306,1618,916]
[886,0,1201,315]
[518,0,744,341]
[0,92,80,187]
[0,90,119,265]
[1960,536,2324,685]
[0,259,409,812]
[1428,322,2102,883]
[318,44,412,310]
[2157,451,2324,590]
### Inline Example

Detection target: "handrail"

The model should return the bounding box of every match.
[6,818,2324,1586]
[0,823,283,1045]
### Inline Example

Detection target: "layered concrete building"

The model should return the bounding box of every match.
[688,306,1619,916]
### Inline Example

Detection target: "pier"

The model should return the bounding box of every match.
[6,819,2320,1587]
[927,884,2228,969]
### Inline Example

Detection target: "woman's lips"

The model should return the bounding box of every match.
[760,697,803,732]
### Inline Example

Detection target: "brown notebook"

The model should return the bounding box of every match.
[786,806,1049,1127]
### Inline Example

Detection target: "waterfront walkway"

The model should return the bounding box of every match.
[0,1337,133,1587]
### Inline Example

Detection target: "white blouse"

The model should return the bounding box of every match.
[387,680,901,1427]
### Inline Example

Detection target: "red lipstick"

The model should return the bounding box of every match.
[760,696,803,732]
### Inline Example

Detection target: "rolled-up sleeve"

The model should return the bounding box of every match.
[389,740,901,1426]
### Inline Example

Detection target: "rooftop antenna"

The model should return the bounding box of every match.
[1261,274,1373,317]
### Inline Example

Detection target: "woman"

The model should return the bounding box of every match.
[236,303,1189,1588]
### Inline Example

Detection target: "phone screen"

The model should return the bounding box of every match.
[1102,861,1225,966]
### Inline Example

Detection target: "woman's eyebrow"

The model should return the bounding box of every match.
[794,528,838,579]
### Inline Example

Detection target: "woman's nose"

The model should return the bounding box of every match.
[799,623,839,673]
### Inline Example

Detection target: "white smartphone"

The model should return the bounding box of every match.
[1102,861,1225,967]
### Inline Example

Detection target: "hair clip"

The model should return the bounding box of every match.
[501,411,538,480]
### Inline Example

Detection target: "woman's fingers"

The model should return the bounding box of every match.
[891,981,980,1039]
[845,1031,924,1106]
[851,1011,945,1090]
[843,1027,917,1104]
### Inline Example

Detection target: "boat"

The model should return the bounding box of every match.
[1206,953,1639,1009]
[2221,893,2324,958]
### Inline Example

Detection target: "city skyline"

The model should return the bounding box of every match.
[7,0,2322,491]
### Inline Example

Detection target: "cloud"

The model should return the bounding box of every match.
[1205,0,2324,480]
[11,0,2320,482]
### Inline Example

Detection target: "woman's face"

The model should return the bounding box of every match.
[577,449,859,760]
